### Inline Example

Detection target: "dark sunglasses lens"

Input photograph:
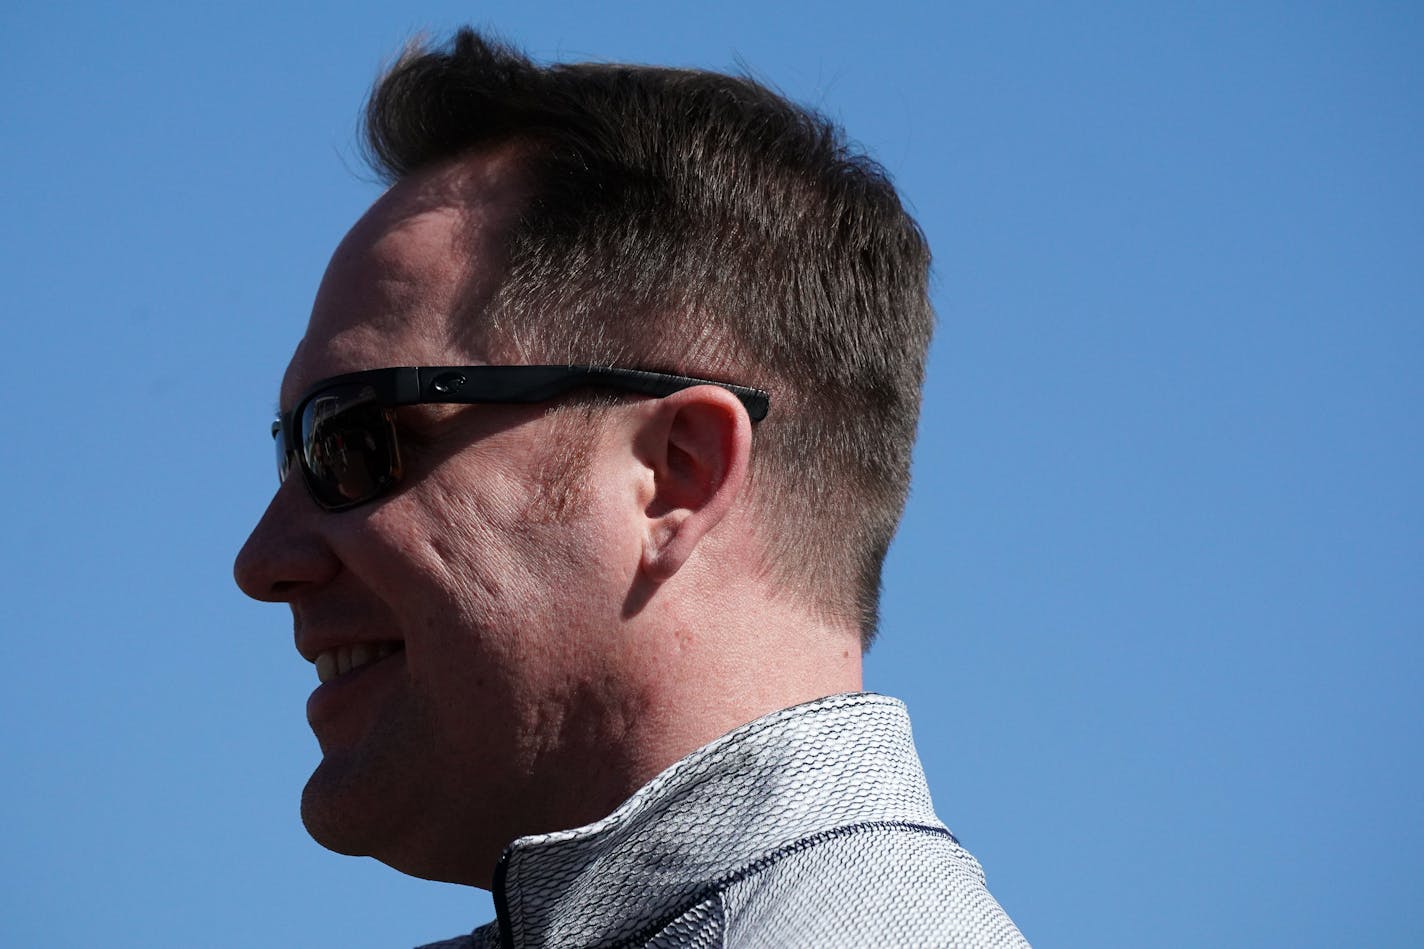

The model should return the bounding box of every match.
[298,386,401,509]
[273,420,292,483]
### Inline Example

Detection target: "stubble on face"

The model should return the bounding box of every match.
[284,150,652,887]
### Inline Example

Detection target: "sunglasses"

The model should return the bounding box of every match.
[273,365,771,511]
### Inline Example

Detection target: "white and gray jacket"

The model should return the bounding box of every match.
[422,692,1029,948]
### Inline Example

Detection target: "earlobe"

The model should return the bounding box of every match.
[638,387,752,585]
[641,513,690,583]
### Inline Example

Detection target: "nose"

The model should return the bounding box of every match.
[234,480,340,602]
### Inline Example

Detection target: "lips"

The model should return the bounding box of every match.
[304,638,406,736]
[313,641,405,684]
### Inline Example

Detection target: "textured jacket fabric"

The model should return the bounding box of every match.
[420,693,1029,948]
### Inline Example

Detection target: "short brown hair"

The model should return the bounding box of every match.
[363,29,934,647]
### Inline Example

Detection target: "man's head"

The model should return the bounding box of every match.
[234,29,932,886]
[364,30,934,642]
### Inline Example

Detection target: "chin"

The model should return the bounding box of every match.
[300,763,380,858]
[300,759,495,887]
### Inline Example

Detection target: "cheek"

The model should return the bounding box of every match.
[372,461,607,631]
[353,437,643,689]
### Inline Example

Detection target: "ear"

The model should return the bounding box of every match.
[637,385,753,584]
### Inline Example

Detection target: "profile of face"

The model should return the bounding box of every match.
[232,152,654,886]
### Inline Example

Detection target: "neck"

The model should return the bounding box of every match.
[607,594,864,798]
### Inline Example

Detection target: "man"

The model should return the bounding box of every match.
[234,28,1027,948]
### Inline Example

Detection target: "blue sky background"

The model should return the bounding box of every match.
[3,2,1419,946]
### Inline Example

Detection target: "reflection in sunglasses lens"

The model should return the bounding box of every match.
[274,421,292,483]
[299,386,400,507]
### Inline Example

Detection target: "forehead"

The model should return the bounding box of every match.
[280,151,530,408]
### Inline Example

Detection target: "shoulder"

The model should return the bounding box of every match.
[719,821,1030,948]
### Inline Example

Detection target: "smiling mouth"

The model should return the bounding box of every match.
[314,642,405,684]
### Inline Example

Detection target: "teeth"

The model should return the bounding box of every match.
[350,642,372,671]
[314,642,401,684]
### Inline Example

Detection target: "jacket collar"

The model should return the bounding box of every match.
[493,692,944,948]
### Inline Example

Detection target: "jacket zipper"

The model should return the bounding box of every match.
[493,846,515,949]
